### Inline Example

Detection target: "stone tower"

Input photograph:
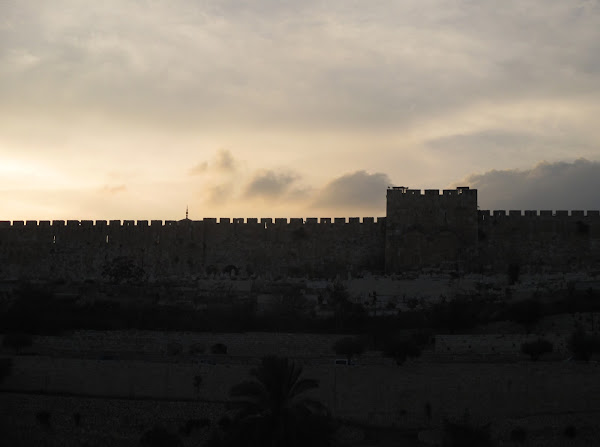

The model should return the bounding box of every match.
[385,187,478,272]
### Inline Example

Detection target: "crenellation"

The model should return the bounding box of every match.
[1,186,598,280]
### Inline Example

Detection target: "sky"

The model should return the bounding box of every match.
[1,0,600,220]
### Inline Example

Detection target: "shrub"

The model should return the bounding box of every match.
[179,418,211,436]
[383,337,422,365]
[442,420,492,447]
[166,342,183,356]
[2,332,33,353]
[36,411,51,429]
[333,336,365,362]
[139,426,183,447]
[211,343,228,355]
[193,375,202,391]
[510,426,527,443]
[188,343,205,355]
[564,425,577,438]
[521,339,553,361]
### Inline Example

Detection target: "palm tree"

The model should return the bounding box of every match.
[219,356,334,447]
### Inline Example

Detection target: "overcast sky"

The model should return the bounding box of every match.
[1,0,599,220]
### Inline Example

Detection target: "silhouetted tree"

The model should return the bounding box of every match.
[333,336,365,362]
[140,426,183,447]
[329,282,366,331]
[214,356,334,447]
[0,358,12,384]
[2,332,33,354]
[509,299,542,333]
[567,327,600,361]
[521,339,553,361]
[507,263,520,285]
[102,256,146,283]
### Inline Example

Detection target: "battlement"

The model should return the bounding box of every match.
[387,186,476,197]
[479,210,600,220]
[0,217,386,228]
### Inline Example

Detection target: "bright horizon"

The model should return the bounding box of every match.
[2,1,600,220]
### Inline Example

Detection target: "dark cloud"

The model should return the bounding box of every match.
[457,159,600,210]
[312,171,391,211]
[244,171,298,199]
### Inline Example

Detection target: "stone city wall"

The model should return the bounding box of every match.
[0,217,385,280]
[1,187,600,280]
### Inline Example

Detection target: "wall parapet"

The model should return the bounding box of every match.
[479,210,600,220]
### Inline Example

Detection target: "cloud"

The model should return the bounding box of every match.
[244,170,298,199]
[455,158,600,210]
[312,171,392,211]
[189,149,237,176]
[214,149,236,172]
[205,182,234,205]
[189,161,208,175]
[100,184,126,194]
